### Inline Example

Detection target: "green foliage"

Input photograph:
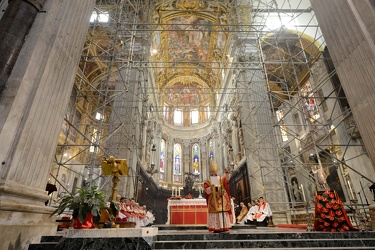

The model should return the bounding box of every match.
[51,186,106,224]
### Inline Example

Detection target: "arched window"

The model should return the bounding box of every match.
[173,143,182,183]
[192,144,200,174]
[174,109,182,125]
[159,139,165,181]
[191,109,199,124]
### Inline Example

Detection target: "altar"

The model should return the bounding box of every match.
[167,199,208,225]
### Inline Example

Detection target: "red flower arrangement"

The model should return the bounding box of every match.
[314,190,357,232]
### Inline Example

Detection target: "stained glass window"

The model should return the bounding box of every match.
[160,139,165,172]
[209,140,214,161]
[173,143,181,175]
[192,144,200,174]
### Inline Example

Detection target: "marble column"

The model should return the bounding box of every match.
[239,66,286,210]
[311,0,375,226]
[0,0,45,95]
[0,1,95,249]
[310,0,375,171]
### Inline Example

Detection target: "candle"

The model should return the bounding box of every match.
[300,184,306,202]
[348,180,354,200]
[172,187,175,196]
[178,188,181,196]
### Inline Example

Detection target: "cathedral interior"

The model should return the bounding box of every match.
[1,0,375,249]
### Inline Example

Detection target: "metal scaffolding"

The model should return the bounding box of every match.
[50,0,373,214]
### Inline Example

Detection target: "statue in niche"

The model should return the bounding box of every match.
[291,177,301,202]
[311,164,330,190]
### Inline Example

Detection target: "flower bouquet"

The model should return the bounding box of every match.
[314,190,357,232]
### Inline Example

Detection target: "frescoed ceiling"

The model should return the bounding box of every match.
[261,30,322,105]
[151,0,235,107]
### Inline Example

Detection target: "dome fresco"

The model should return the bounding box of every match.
[163,81,210,106]
[262,30,322,102]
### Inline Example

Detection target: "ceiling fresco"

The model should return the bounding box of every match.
[261,30,322,104]
[152,0,234,107]
[163,77,210,106]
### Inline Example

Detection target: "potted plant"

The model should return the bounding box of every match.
[51,185,106,229]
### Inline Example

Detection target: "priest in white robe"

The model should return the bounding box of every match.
[254,197,272,226]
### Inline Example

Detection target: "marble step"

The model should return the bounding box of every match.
[40,236,63,243]
[162,248,375,250]
[153,238,375,249]
[28,242,58,250]
[157,231,375,241]
[28,236,62,250]
[28,236,151,250]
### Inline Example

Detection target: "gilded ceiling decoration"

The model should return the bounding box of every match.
[78,28,121,89]
[152,0,235,107]
[163,76,210,106]
[261,30,322,103]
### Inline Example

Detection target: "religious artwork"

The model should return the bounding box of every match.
[173,143,182,176]
[164,81,209,105]
[209,140,214,160]
[166,16,211,63]
[291,177,302,202]
[192,144,200,174]
[301,81,320,122]
[160,139,165,177]
[261,30,322,106]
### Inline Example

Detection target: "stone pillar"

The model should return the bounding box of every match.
[0,0,45,96]
[311,0,375,226]
[310,0,375,170]
[199,137,207,182]
[0,1,95,249]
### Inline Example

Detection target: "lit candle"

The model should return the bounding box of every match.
[300,184,306,202]
[348,180,354,200]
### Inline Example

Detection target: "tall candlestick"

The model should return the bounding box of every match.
[348,180,354,200]
[300,184,306,202]
[178,188,180,196]
[172,187,175,196]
